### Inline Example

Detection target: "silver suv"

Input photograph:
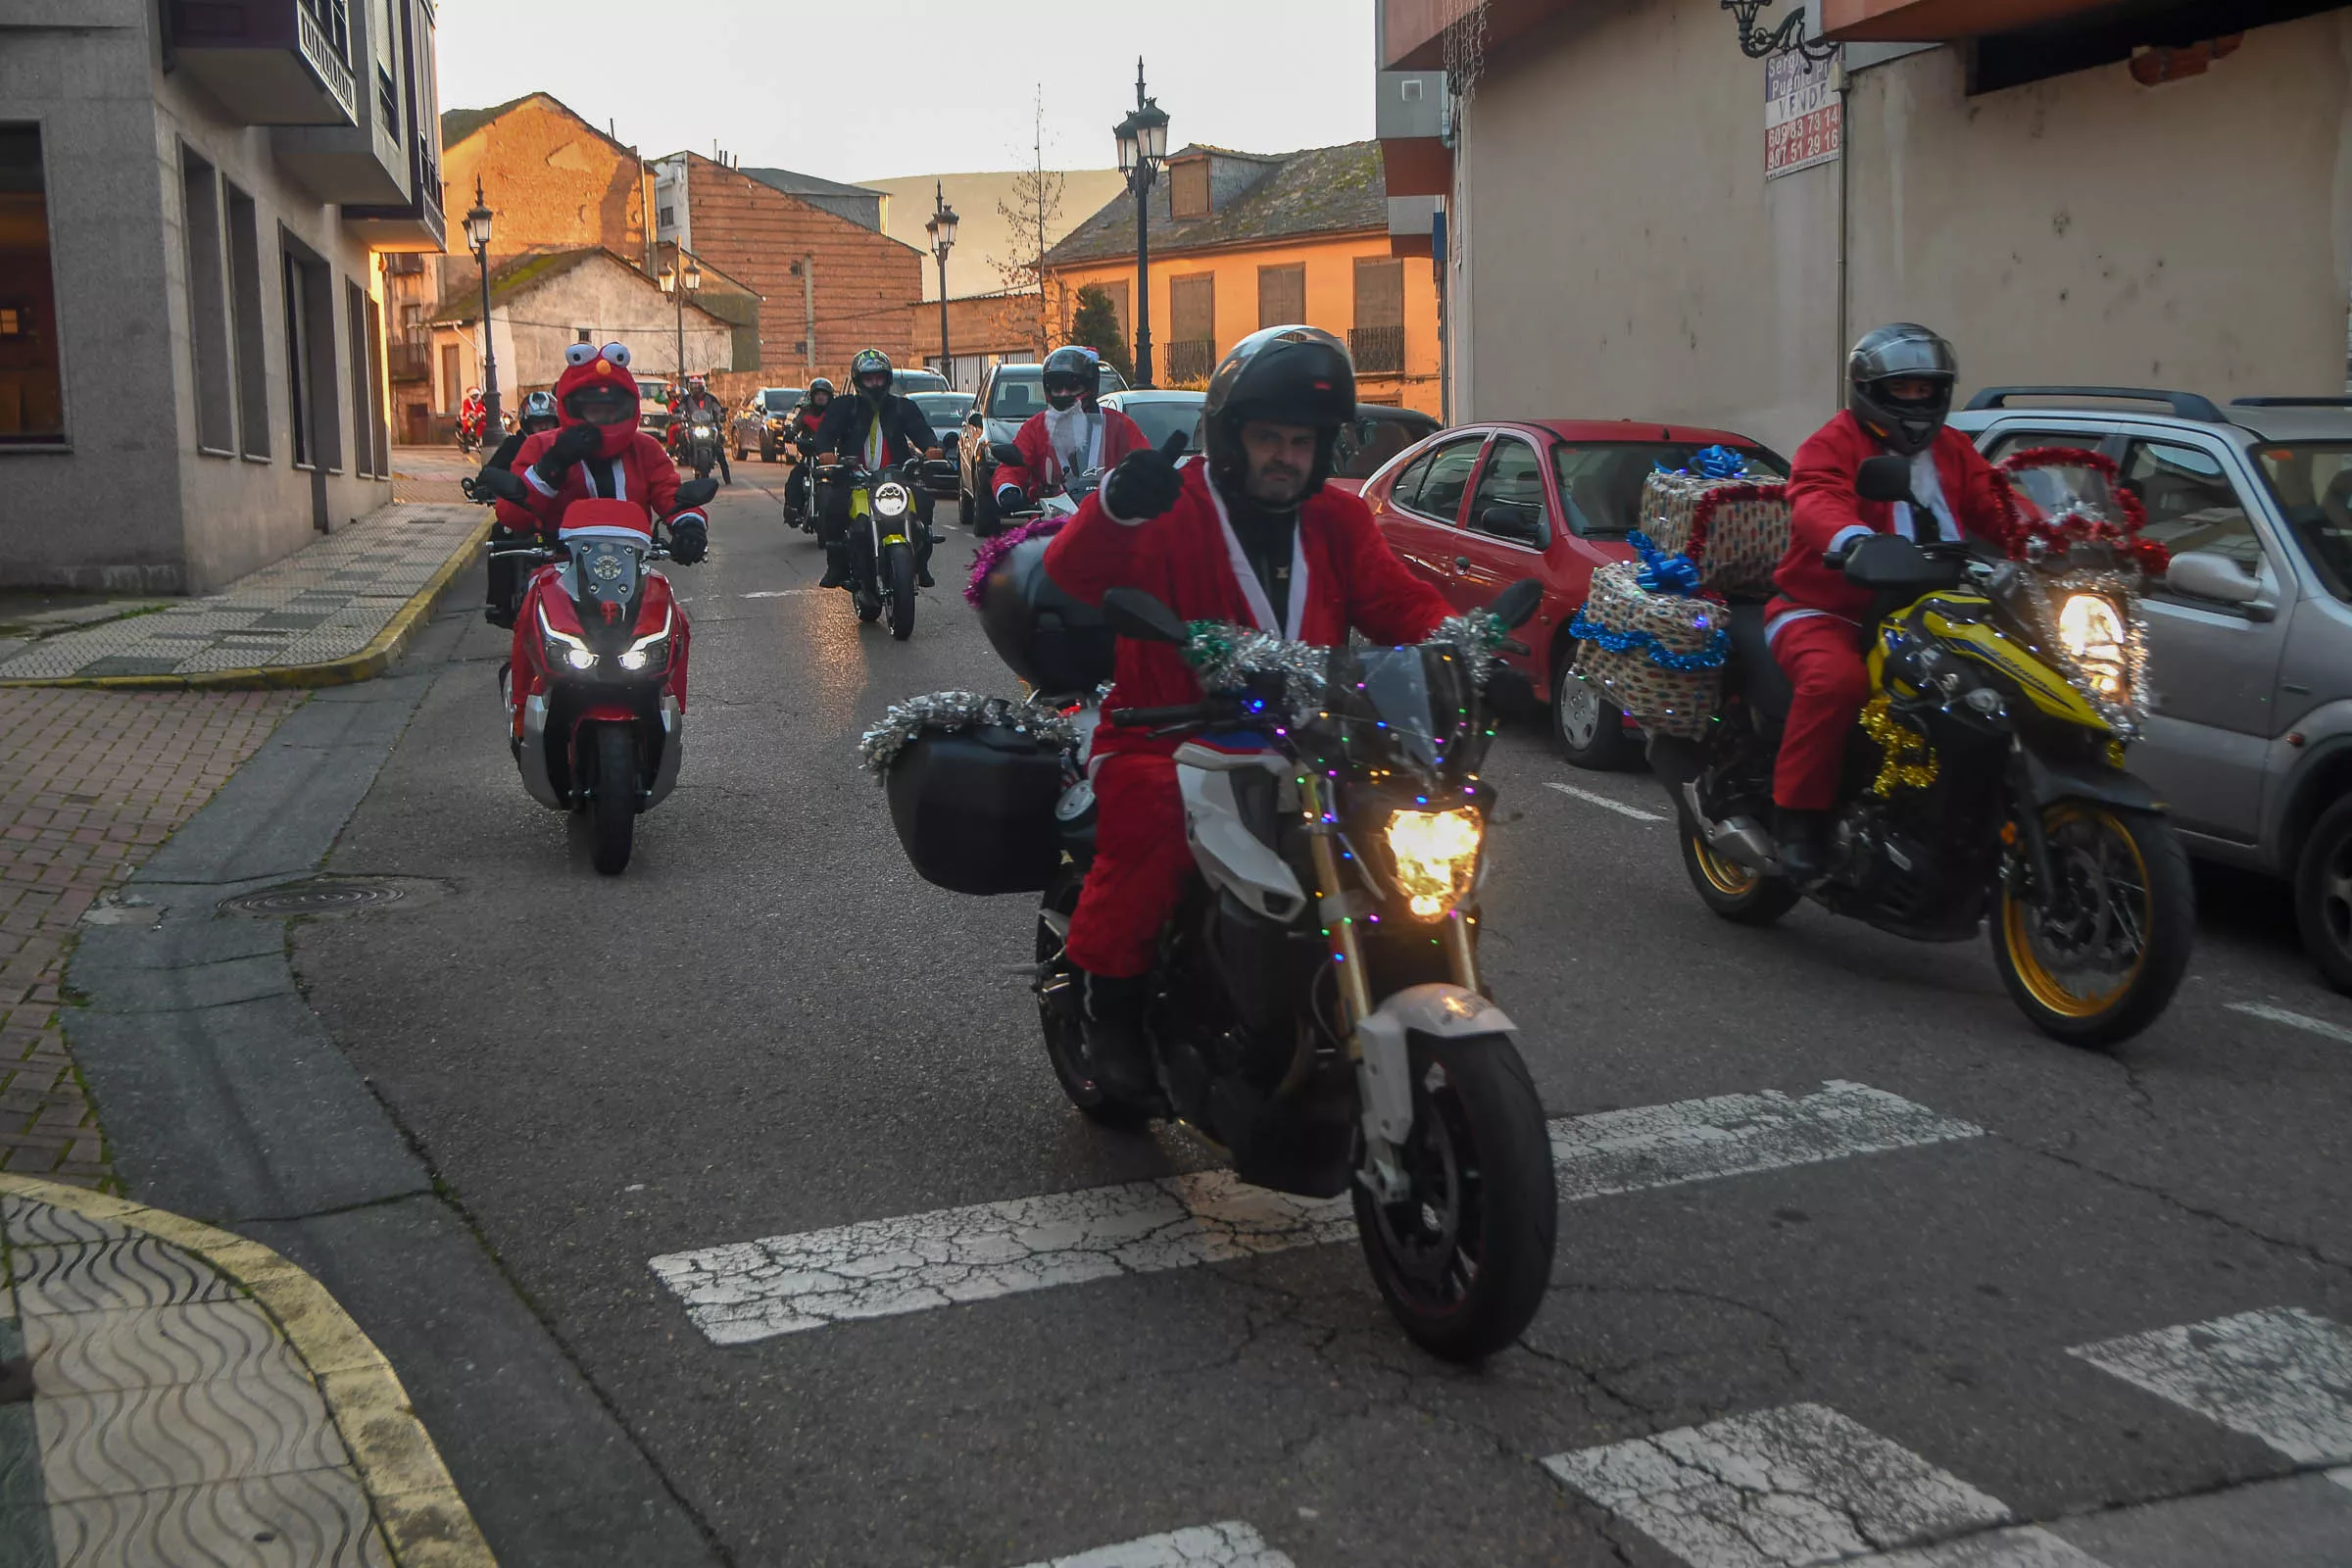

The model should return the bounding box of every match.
[1951,388,2352,992]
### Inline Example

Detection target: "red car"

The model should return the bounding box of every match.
[1362,419,1787,768]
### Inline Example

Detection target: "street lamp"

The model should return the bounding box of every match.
[659,251,702,381]
[463,178,500,427]
[924,180,959,388]
[1112,61,1170,386]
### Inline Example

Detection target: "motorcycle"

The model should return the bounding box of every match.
[986,438,1103,522]
[819,455,954,640]
[489,476,718,874]
[883,562,1558,1361]
[456,409,486,456]
[1652,452,2193,1048]
[783,430,823,533]
[684,413,726,483]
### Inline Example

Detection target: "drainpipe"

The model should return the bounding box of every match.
[1834,54,1851,409]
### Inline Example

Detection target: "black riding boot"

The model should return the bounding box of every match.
[819,543,851,589]
[1079,970,1156,1102]
[1775,807,1833,888]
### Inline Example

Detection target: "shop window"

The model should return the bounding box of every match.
[0,124,67,446]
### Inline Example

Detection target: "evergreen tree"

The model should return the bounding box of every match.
[1070,284,1133,382]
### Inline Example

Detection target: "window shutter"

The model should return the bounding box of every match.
[1257,265,1304,329]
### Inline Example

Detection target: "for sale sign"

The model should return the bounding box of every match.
[1765,49,1841,179]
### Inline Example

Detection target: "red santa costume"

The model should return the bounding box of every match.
[1767,410,2012,809]
[1043,460,1451,977]
[996,399,1150,502]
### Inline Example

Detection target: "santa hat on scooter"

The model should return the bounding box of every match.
[553,341,642,460]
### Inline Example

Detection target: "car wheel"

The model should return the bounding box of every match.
[2295,794,2352,994]
[1552,640,1636,770]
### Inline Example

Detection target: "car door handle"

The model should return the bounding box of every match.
[1454,556,1473,571]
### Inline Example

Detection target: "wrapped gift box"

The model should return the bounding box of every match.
[1569,560,1729,739]
[1640,470,1791,601]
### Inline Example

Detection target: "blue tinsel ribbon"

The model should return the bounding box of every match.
[1652,444,1748,480]
[1628,528,1701,597]
[1568,604,1730,672]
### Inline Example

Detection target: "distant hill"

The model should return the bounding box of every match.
[862,170,1130,302]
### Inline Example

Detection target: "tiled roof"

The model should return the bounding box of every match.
[740,167,884,200]
[1042,141,1387,269]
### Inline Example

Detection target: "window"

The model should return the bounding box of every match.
[576,327,592,343]
[1351,258,1405,375]
[1170,160,1209,220]
[1389,447,1439,508]
[280,239,342,472]
[1984,429,2110,466]
[0,123,66,445]
[657,205,674,228]
[1409,437,1486,523]
[440,343,460,413]
[1167,273,1215,384]
[1257,264,1303,330]
[2120,439,2261,572]
[180,146,235,456]
[2253,442,2352,604]
[223,180,269,458]
[1467,438,1549,548]
[1102,278,1130,349]
[363,292,387,476]
[345,279,373,477]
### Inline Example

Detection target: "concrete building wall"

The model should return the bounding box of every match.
[502,257,731,388]
[1452,0,2352,458]
[2,6,390,594]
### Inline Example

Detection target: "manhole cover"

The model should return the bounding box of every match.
[217,877,442,918]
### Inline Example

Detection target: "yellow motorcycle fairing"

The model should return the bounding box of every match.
[1866,591,2111,733]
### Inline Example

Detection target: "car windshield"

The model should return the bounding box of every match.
[1335,413,1439,479]
[988,365,1131,419]
[1552,442,1789,535]
[893,370,948,394]
[2252,442,2352,603]
[1117,398,1202,453]
[760,390,799,413]
[912,395,971,424]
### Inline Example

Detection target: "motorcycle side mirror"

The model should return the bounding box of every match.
[674,477,720,508]
[991,440,1023,467]
[1102,587,1189,646]
[1487,577,1544,630]
[1855,455,1920,510]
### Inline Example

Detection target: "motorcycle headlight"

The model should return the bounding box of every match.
[616,607,673,673]
[2058,593,2130,702]
[537,603,595,671]
[872,481,911,519]
[1384,808,1484,920]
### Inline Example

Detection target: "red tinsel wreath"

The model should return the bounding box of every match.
[1993,446,2164,571]
[1684,479,1790,567]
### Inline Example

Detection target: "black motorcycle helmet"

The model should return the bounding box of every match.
[851,349,894,404]
[1848,322,1958,457]
[519,390,560,434]
[806,375,833,408]
[1201,324,1356,501]
[1042,345,1098,412]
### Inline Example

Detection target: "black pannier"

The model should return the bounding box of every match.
[976,534,1114,698]
[885,724,1065,895]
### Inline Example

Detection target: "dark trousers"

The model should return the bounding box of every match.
[821,486,933,582]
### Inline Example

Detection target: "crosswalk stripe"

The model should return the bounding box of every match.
[2068,1306,2352,1466]
[1542,1402,2016,1568]
[649,1081,1982,1346]
[1849,1526,2108,1566]
[1006,1520,1293,1568]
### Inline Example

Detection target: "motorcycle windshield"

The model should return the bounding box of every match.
[2006,456,2122,530]
[1310,644,1491,788]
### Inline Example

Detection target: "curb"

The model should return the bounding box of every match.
[0,513,492,692]
[0,1172,497,1567]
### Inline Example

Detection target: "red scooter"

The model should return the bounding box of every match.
[495,482,714,873]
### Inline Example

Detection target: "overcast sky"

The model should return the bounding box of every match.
[435,1,1378,182]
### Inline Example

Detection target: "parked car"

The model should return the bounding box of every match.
[894,368,951,396]
[1329,405,1442,494]
[1365,420,1787,768]
[1101,389,1204,456]
[733,386,803,462]
[908,391,974,444]
[1949,387,2352,993]
[957,360,1132,534]
[637,377,672,435]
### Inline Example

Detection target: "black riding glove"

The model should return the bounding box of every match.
[534,422,604,488]
[667,517,710,564]
[1102,441,1185,523]
[474,464,526,504]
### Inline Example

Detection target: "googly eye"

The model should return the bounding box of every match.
[564,343,596,368]
[602,343,630,368]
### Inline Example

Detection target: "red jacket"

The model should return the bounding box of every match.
[514,427,693,532]
[999,406,1149,500]
[1045,464,1453,756]
[1770,412,2013,626]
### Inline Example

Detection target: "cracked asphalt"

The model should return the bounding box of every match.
[282,475,2352,1566]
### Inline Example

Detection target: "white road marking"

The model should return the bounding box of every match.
[1544,780,1669,822]
[2331,1466,2352,1496]
[2068,1306,2352,1466]
[1851,1526,2109,1566]
[740,588,823,599]
[2226,1002,2352,1049]
[649,1081,1982,1345]
[1542,1403,2014,1568]
[1008,1520,1294,1567]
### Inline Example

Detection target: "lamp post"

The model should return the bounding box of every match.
[658,251,702,382]
[924,181,959,387]
[463,179,499,427]
[1112,61,1169,386]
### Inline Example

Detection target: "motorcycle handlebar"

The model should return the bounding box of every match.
[1110,701,1222,728]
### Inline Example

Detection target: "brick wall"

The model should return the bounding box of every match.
[680,154,924,388]
[439,94,652,305]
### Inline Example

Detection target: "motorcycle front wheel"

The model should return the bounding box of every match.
[587,723,638,876]
[884,543,916,640]
[1992,803,2192,1049]
[1351,1032,1556,1363]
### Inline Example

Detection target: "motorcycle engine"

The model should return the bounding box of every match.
[1833,808,1967,939]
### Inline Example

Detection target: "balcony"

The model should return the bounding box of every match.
[1350,324,1406,376]
[388,336,432,383]
[169,0,358,127]
[1164,339,1218,385]
[1819,0,2124,40]
[1381,0,1574,71]
[344,133,446,253]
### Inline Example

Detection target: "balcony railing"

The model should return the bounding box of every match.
[170,0,358,127]
[1350,324,1405,376]
[388,340,432,382]
[1164,338,1217,385]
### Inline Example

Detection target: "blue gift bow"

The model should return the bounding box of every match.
[1628,528,1701,597]
[1651,444,1748,480]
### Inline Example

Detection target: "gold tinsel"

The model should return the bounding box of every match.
[1860,695,1938,796]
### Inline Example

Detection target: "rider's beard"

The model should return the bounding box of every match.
[1246,457,1306,508]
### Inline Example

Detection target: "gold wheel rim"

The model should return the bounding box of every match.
[1692,836,1759,897]
[2001,807,2150,1019]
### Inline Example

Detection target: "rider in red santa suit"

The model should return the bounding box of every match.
[993,345,1149,509]
[1043,326,1452,1100]
[1769,322,2012,884]
[510,341,710,561]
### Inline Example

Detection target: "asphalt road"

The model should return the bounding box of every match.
[289,470,2352,1567]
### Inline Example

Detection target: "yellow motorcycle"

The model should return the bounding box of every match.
[1660,453,2192,1048]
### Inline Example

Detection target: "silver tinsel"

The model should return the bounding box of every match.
[2010,568,2156,742]
[858,690,1081,780]
[1181,620,1334,716]
[1430,611,1508,688]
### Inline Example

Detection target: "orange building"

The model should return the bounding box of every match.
[1040,143,1441,416]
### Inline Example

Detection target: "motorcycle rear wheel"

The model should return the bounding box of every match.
[1680,826,1801,925]
[1036,868,1153,1129]
[884,544,916,640]
[1992,804,2191,1050]
[588,724,638,876]
[1351,1032,1556,1363]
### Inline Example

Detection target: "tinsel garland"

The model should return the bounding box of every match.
[963,514,1069,607]
[1565,605,1731,672]
[2012,566,2157,740]
[1429,610,1511,688]
[1993,447,2158,570]
[1859,695,1938,796]
[1180,620,1337,714]
[858,690,1081,780]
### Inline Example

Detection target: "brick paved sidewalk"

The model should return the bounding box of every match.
[0,688,304,1188]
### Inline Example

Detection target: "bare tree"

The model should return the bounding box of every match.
[991,89,1066,353]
